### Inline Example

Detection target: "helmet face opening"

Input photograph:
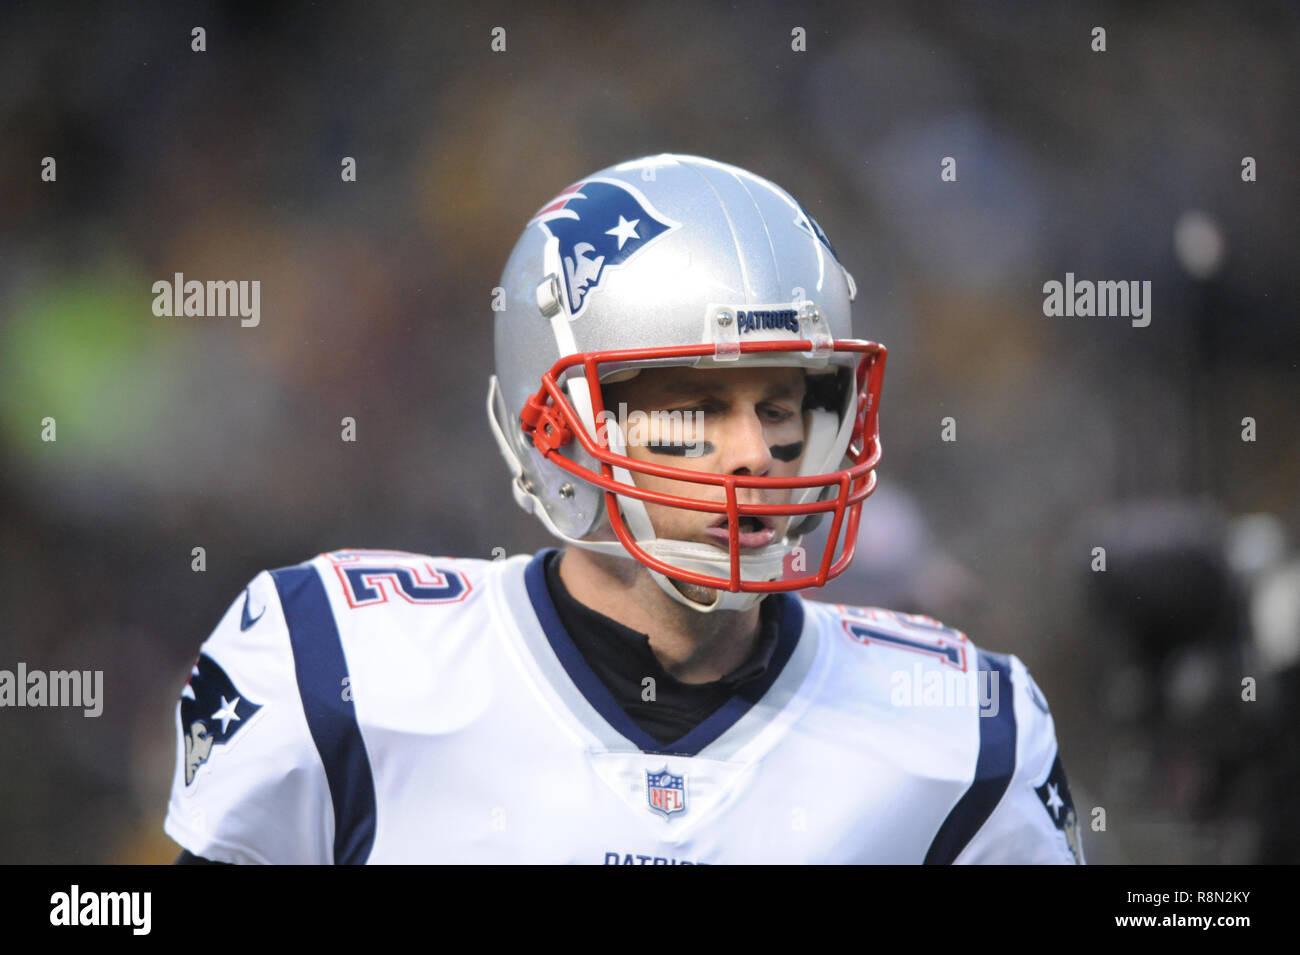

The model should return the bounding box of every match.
[518,338,887,595]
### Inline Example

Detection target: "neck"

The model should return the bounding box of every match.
[558,546,764,684]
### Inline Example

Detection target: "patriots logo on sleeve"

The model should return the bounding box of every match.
[532,178,679,317]
[180,653,263,786]
[1035,754,1084,864]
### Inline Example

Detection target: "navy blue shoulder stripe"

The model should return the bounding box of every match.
[271,564,377,865]
[923,650,1018,865]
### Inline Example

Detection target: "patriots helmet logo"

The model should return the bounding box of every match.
[532,178,679,318]
[180,652,263,786]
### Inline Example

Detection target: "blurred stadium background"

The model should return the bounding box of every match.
[1,1,1297,863]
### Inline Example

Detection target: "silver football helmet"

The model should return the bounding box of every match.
[487,154,886,612]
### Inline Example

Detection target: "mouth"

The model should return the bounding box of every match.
[704,513,777,550]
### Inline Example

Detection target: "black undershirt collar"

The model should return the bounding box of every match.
[542,549,782,746]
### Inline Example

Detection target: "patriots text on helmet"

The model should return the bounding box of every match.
[736,309,800,334]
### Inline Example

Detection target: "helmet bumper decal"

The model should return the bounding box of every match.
[518,338,887,596]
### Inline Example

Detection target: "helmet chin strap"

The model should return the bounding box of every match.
[640,537,789,614]
[558,531,789,614]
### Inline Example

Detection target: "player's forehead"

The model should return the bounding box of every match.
[608,364,806,402]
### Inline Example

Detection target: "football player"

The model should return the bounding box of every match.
[166,154,1083,864]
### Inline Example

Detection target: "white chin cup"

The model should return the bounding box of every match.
[641,536,790,614]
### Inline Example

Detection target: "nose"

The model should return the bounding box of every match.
[718,405,773,478]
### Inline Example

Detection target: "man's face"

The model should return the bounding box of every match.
[600,365,808,554]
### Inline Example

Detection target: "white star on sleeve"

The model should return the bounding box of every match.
[211,695,242,734]
[606,215,640,249]
[1045,782,1065,820]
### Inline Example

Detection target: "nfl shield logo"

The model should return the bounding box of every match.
[646,767,687,819]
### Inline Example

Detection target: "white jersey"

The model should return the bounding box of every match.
[164,548,1084,864]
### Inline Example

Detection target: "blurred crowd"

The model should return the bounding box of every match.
[1,1,1296,863]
